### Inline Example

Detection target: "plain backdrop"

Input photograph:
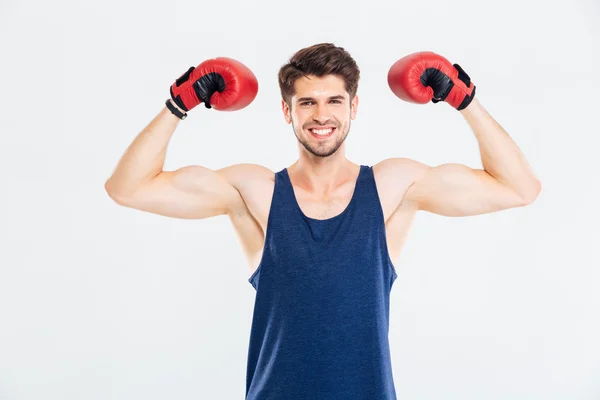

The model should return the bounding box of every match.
[0,0,599,399]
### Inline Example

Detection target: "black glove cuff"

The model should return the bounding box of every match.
[165,99,187,120]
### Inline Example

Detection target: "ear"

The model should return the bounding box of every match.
[281,100,292,124]
[350,95,359,120]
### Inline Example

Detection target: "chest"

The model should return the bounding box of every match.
[293,188,355,220]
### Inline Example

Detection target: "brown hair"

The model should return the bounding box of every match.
[278,43,360,106]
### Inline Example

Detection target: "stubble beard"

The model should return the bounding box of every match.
[293,120,351,158]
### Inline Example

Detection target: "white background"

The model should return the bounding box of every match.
[1,0,599,399]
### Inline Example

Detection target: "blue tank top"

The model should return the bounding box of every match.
[246,165,398,400]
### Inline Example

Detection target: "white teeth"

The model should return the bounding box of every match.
[310,128,333,135]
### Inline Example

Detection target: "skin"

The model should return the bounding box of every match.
[105,73,541,280]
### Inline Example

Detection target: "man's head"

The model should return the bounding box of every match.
[278,43,360,158]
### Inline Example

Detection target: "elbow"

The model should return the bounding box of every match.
[104,179,128,205]
[519,179,542,205]
[104,180,120,203]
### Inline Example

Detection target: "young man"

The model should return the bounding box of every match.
[105,43,541,399]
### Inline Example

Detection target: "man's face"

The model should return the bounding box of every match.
[282,74,358,158]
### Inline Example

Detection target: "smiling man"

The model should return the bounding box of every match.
[105,43,541,400]
[288,76,353,157]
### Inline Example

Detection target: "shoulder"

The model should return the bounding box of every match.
[372,158,431,217]
[216,163,275,191]
[372,157,430,185]
[215,163,276,225]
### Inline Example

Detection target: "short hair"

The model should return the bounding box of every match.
[278,43,360,106]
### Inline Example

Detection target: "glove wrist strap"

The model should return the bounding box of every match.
[165,99,187,120]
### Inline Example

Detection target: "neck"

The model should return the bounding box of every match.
[289,145,357,194]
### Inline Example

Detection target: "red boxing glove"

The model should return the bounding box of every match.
[170,57,258,112]
[387,51,475,110]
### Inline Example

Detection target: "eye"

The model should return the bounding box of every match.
[331,100,341,104]
[300,101,314,106]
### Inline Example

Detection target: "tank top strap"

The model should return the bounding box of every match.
[265,167,300,228]
[277,167,299,206]
[350,165,380,216]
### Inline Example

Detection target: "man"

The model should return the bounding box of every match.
[105,43,541,399]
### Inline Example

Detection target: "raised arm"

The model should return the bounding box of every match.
[385,52,541,217]
[105,56,259,219]
[104,103,246,219]
[380,99,541,217]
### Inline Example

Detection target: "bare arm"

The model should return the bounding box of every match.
[105,103,182,197]
[402,161,530,217]
[383,99,541,217]
[459,98,541,202]
[104,102,244,219]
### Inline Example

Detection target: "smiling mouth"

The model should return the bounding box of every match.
[308,127,336,139]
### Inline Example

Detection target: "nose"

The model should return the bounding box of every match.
[312,105,331,124]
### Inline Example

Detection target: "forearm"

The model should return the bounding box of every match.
[460,98,541,201]
[105,103,183,197]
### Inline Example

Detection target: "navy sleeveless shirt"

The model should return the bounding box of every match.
[246,165,398,400]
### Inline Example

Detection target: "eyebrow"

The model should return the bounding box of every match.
[296,95,346,102]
